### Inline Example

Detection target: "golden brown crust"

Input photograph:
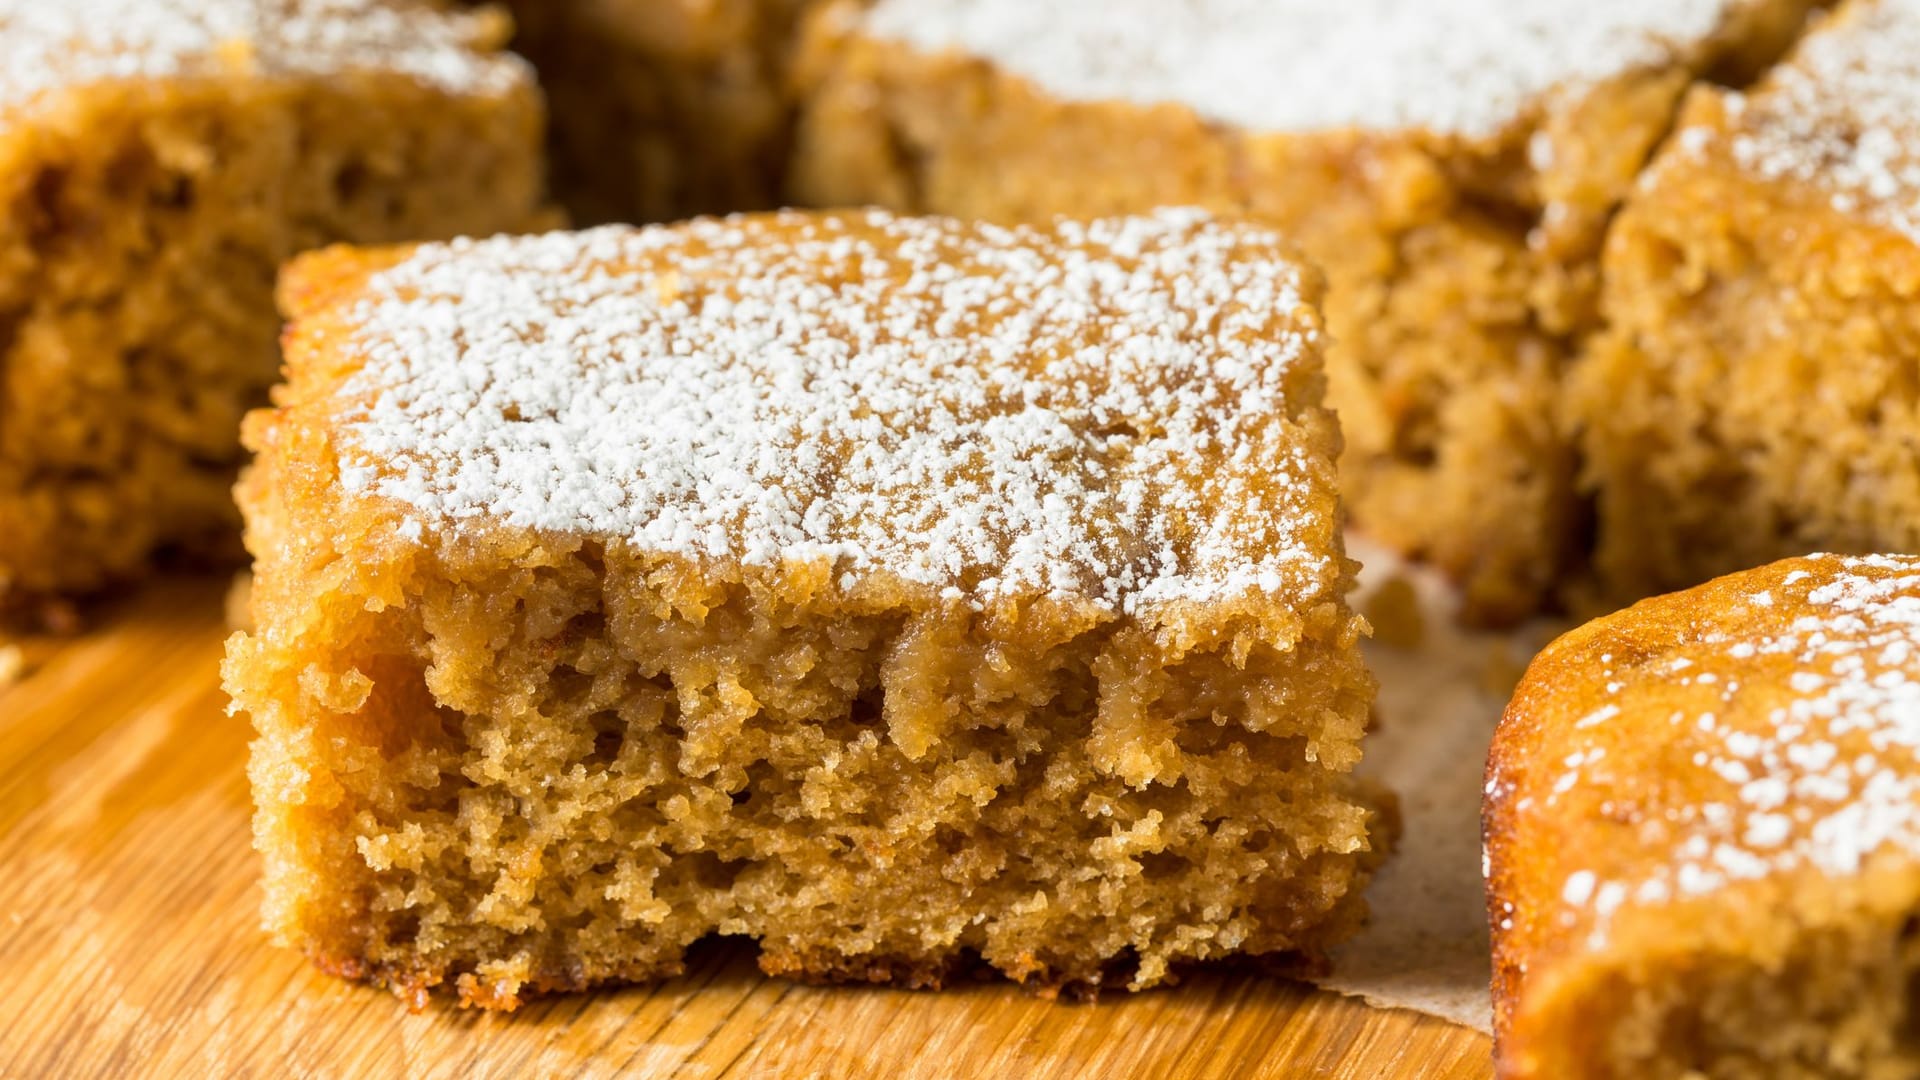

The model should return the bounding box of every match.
[1488,553,1920,1078]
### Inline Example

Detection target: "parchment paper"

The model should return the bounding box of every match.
[1304,536,1564,1034]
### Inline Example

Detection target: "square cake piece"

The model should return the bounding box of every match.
[1574,0,1920,604]
[1488,554,1920,1077]
[223,209,1384,1009]
[789,0,1823,623]
[494,0,826,225]
[0,0,550,612]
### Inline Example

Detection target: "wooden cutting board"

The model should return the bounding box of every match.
[0,575,1491,1078]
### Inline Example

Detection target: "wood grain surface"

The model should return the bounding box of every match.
[0,575,1491,1079]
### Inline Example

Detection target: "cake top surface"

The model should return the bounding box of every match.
[0,0,526,113]
[1689,0,1920,241]
[301,209,1337,616]
[856,0,1757,140]
[1492,554,1920,946]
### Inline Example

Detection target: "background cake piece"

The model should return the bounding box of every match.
[0,0,550,613]
[1575,0,1920,605]
[223,210,1384,1010]
[1487,554,1920,1078]
[789,0,1825,624]
[493,0,827,225]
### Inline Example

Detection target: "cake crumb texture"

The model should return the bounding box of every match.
[226,210,1384,1009]
[1488,553,1920,1078]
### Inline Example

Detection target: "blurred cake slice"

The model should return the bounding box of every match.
[0,0,550,612]
[1576,0,1920,602]
[491,0,827,224]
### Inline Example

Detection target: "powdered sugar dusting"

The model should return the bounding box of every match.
[859,0,1751,140]
[1707,0,1920,241]
[327,210,1336,616]
[1512,555,1920,942]
[0,0,526,113]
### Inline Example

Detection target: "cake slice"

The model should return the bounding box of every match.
[223,209,1384,1009]
[1487,554,1920,1078]
[789,0,1824,622]
[0,0,550,613]
[1575,0,1920,604]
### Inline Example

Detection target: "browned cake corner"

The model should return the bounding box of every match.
[1487,554,1920,1079]
[492,0,830,225]
[223,209,1386,1010]
[0,0,551,613]
[787,0,1826,625]
[1574,0,1920,606]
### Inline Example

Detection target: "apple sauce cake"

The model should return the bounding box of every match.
[788,0,1825,623]
[1489,553,1920,1078]
[223,209,1385,1009]
[1575,0,1920,605]
[0,0,550,613]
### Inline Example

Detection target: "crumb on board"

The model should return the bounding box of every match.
[1480,641,1530,700]
[36,598,83,636]
[1363,574,1426,649]
[0,643,26,687]
[226,571,255,633]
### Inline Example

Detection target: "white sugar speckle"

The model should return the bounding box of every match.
[1575,703,1622,729]
[1739,776,1790,811]
[0,0,526,114]
[324,210,1335,616]
[1743,813,1792,849]
[1712,759,1753,785]
[1561,870,1597,906]
[861,0,1754,140]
